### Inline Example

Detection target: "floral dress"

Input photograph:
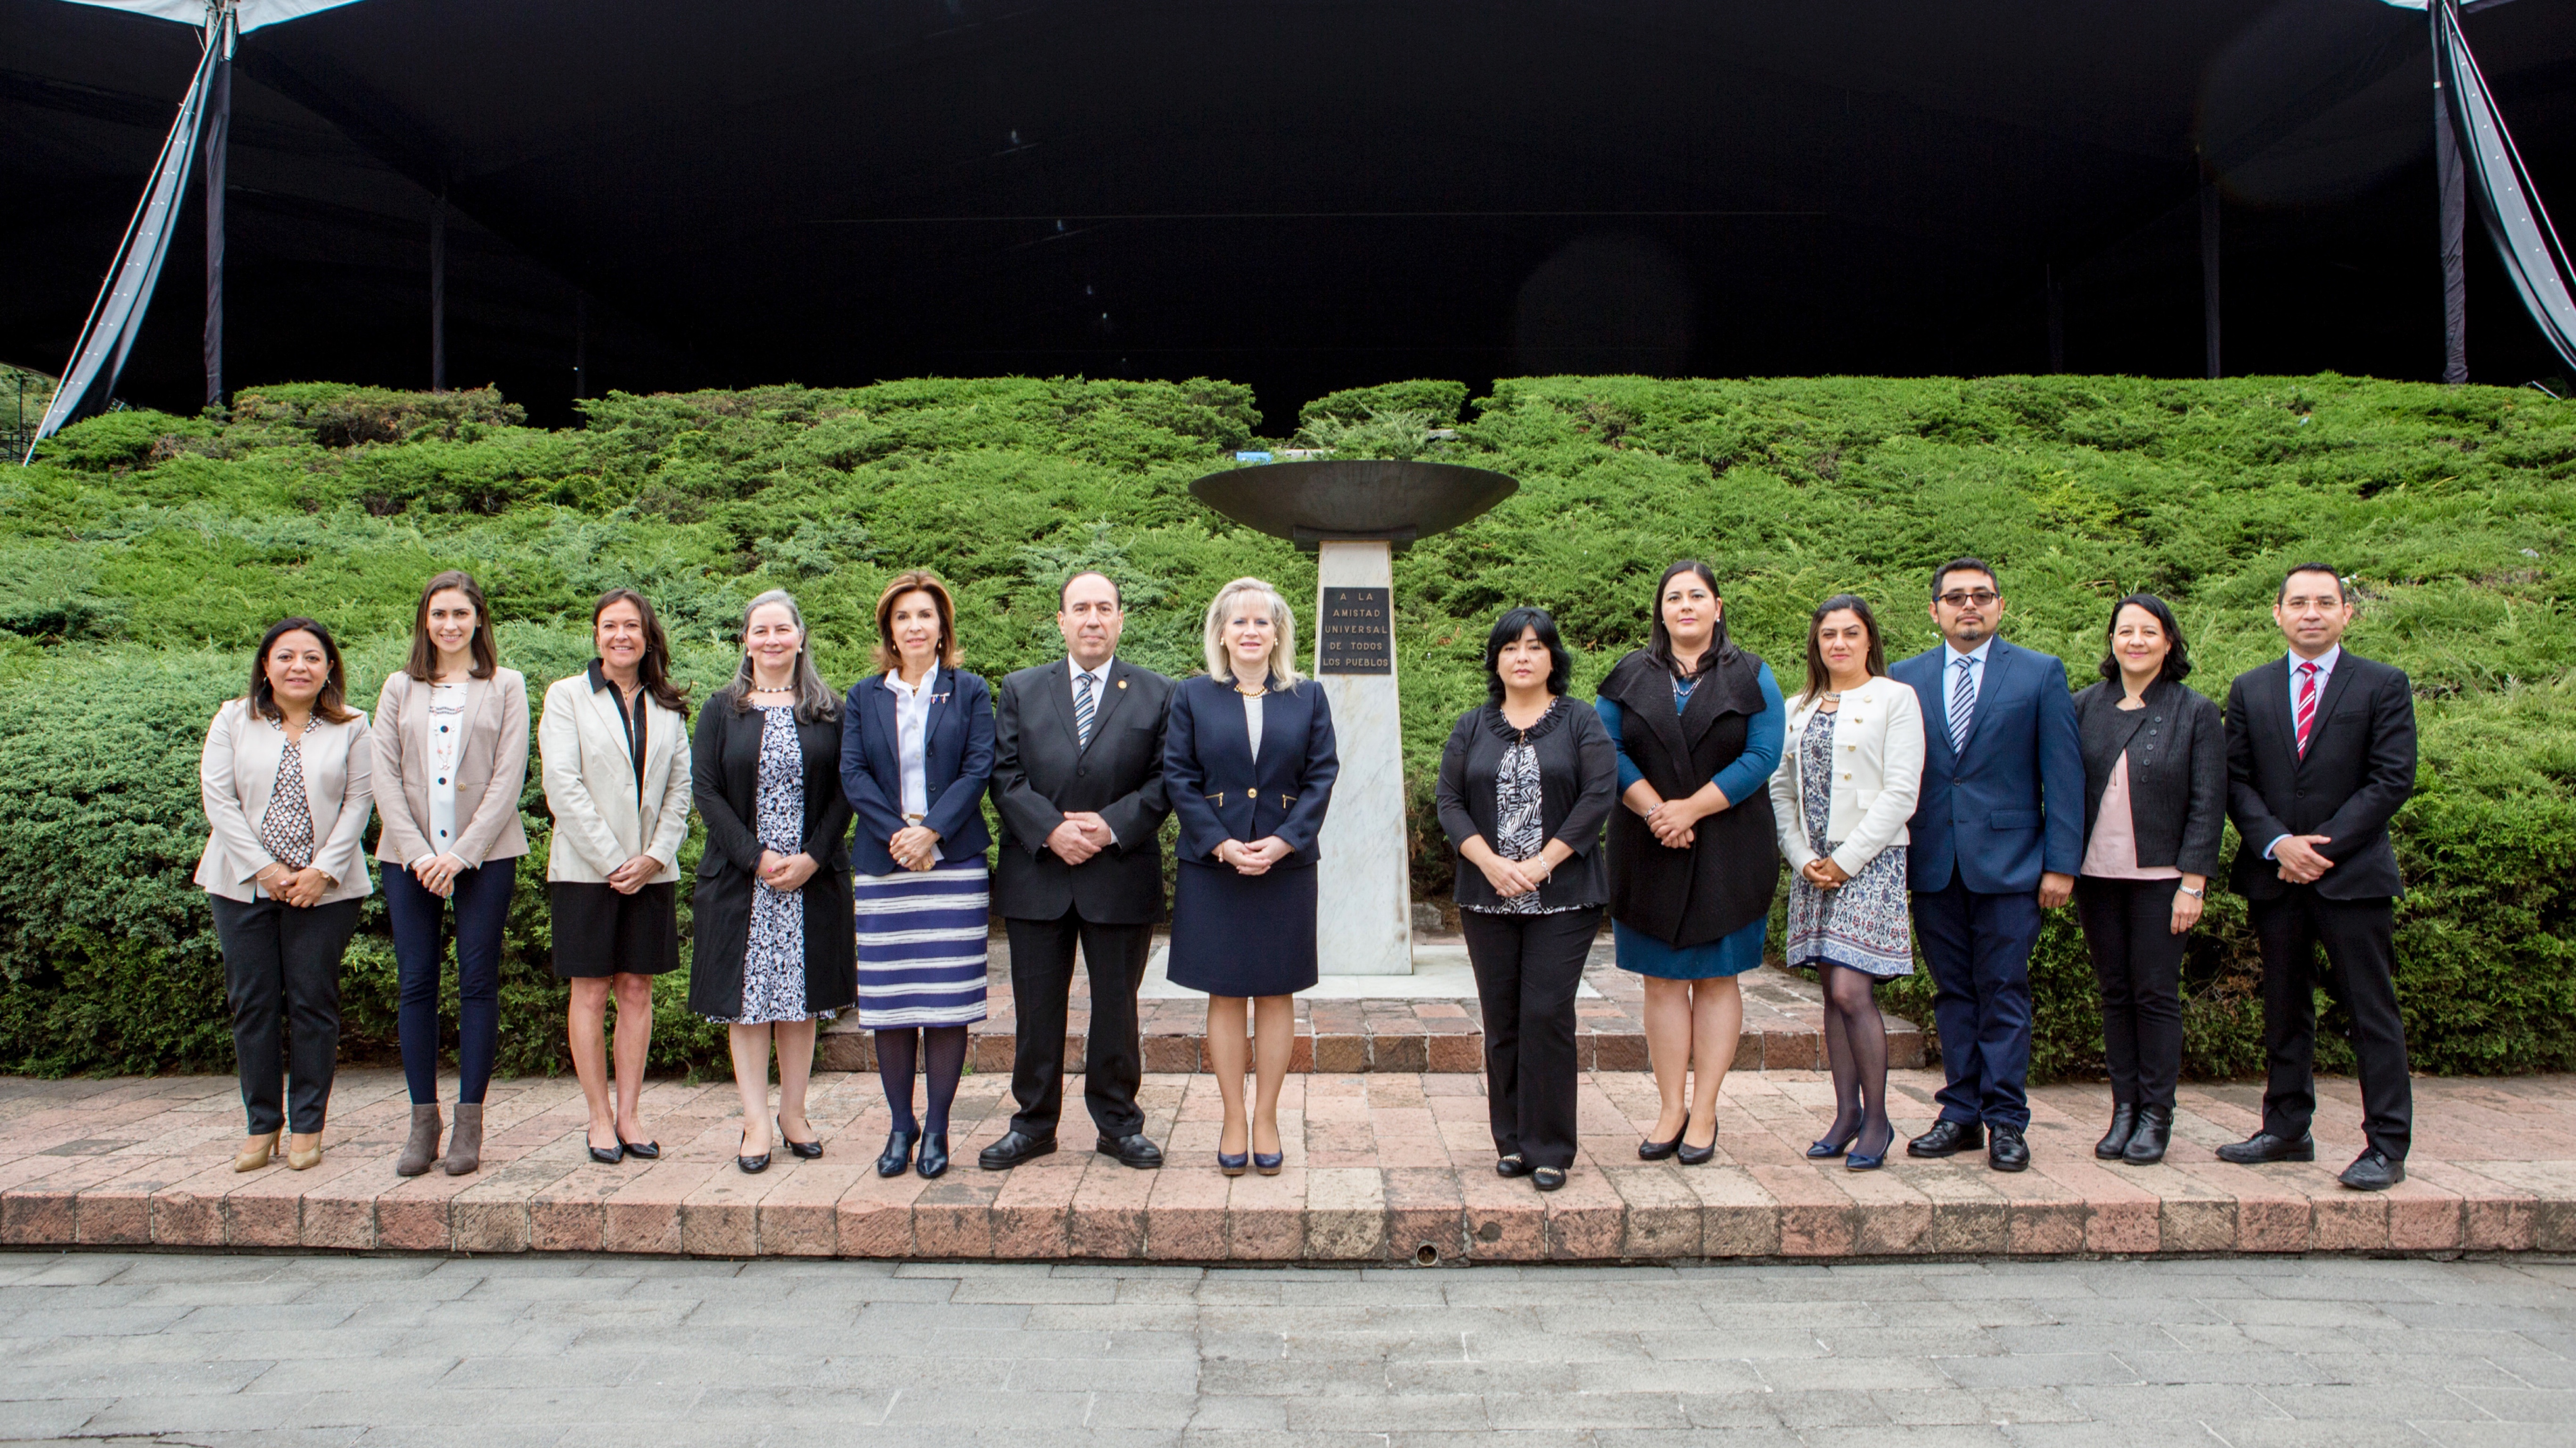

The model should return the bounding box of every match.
[1782,707,1914,977]
[717,706,818,1024]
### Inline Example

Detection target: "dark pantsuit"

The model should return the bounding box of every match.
[2073,877,2186,1111]
[384,862,516,1107]
[1911,877,2040,1131]
[209,895,361,1135]
[2251,887,2412,1160]
[1004,912,1152,1139]
[1460,906,1597,1170]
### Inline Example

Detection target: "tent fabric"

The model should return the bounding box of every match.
[2436,0,2576,371]
[51,0,365,34]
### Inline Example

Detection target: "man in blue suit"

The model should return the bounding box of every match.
[1889,558,2083,1172]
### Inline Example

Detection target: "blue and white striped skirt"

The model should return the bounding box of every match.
[853,861,990,1029]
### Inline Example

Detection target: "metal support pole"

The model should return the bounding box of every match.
[2434,27,2469,384]
[429,195,447,392]
[573,289,589,402]
[2046,263,2065,374]
[201,7,232,410]
[2199,174,2222,380]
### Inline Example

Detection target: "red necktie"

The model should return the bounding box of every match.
[2294,661,2320,757]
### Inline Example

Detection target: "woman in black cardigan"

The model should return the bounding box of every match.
[689,591,858,1174]
[1436,608,1617,1193]
[2070,592,2225,1166]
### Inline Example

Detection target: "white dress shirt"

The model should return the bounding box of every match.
[2264,645,2344,860]
[1944,638,1994,718]
[1070,657,1113,725]
[415,680,469,868]
[884,665,938,818]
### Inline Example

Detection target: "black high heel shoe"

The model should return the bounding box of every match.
[587,1128,624,1166]
[2095,1103,2139,1161]
[1808,1120,1862,1160]
[618,1137,660,1160]
[779,1118,823,1160]
[1638,1131,1683,1161]
[737,1130,771,1175]
[916,1132,950,1179]
[1676,1120,1718,1167]
[1846,1124,1893,1172]
[876,1129,918,1178]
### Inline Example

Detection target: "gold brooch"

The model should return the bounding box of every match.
[1116,679,1128,689]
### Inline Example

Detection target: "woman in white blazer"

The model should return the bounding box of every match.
[373,571,531,1178]
[540,588,694,1165]
[196,617,375,1174]
[1767,594,1924,1171]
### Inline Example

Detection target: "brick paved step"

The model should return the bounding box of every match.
[3,1067,2565,1264]
[816,936,1923,1075]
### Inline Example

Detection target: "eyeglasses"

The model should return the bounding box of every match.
[1936,590,2000,608]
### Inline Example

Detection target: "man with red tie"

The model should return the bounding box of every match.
[2218,563,2418,1191]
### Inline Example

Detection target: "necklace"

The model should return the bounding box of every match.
[1821,691,1843,704]
[1234,683,1266,698]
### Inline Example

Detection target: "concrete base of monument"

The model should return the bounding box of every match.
[1139,940,1604,1002]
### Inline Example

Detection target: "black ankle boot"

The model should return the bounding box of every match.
[2095,1103,2138,1160]
[2122,1105,2172,1165]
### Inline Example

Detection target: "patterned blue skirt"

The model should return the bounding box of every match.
[853,862,990,1028]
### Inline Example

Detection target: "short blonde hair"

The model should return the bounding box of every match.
[1201,576,1302,687]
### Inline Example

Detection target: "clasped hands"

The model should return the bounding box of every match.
[2274,833,2334,886]
[253,863,335,908]
[410,853,470,899]
[889,824,942,873]
[1214,836,1292,876]
[1046,811,1116,865]
[1799,856,1851,891]
[1632,784,1724,849]
[756,849,821,893]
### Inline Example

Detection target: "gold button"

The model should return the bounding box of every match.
[1248,789,1259,800]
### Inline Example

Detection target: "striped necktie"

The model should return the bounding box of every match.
[2294,661,2320,757]
[1948,655,1977,756]
[1074,669,1096,749]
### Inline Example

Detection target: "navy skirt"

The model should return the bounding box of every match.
[1166,858,1319,998]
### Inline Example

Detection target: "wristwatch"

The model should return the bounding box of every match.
[2177,884,2204,898]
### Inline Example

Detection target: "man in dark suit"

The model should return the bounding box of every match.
[979,571,1175,1171]
[1891,558,2083,1172]
[2217,563,2417,1191]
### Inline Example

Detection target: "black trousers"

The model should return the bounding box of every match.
[209,894,361,1135]
[2074,877,2188,1111]
[1460,906,1598,1171]
[2251,887,2413,1160]
[1002,911,1151,1138]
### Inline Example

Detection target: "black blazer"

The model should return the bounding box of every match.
[2222,650,2418,901]
[1435,697,1617,912]
[1164,674,1337,867]
[2071,677,2227,879]
[686,694,858,1020]
[989,658,1176,924]
[838,666,996,874]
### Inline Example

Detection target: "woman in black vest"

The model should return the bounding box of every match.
[1595,561,1785,1165]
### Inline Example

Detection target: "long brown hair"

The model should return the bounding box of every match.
[1797,593,1888,707]
[402,570,498,682]
[872,570,962,675]
[247,617,359,724]
[591,588,688,712]
[1645,559,1737,678]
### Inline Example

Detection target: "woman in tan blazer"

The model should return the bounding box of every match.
[373,571,531,1177]
[196,617,375,1174]
[540,588,693,1164]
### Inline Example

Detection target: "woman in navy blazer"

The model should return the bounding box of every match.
[838,571,996,1179]
[1165,577,1338,1176]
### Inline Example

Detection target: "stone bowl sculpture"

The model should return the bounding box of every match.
[1188,459,1519,547]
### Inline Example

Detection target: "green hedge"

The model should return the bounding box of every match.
[2,372,2572,1080]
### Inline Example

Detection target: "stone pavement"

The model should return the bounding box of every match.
[0,1250,2569,1447]
[2,1067,2569,1263]
[817,939,1924,1074]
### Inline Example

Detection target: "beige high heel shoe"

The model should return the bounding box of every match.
[234,1131,279,1172]
[285,1132,325,1170]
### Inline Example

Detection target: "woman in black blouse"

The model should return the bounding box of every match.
[1436,608,1618,1192]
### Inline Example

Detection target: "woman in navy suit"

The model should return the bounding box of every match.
[839,570,996,1180]
[1165,576,1338,1176]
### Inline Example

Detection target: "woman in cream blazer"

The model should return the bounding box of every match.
[372,570,531,1178]
[1767,595,1924,1170]
[539,588,694,1163]
[197,617,375,1174]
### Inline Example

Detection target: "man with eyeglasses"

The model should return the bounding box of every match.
[1889,558,2082,1172]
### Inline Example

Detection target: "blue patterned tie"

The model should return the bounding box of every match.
[1949,656,1977,756]
[1075,670,1096,749]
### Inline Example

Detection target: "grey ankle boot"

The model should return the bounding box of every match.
[442,1102,484,1176]
[396,1104,442,1177]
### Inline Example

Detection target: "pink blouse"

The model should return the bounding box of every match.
[2080,753,2182,881]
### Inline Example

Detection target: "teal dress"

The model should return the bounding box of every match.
[1596,661,1784,979]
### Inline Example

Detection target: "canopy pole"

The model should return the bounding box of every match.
[201,4,233,410]
[430,194,447,392]
[2199,170,2221,380]
[2433,7,2468,384]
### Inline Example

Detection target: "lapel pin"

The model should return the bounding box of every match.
[1116,679,1128,690]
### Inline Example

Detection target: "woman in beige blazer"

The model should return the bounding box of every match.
[1767,595,1924,1171]
[373,571,531,1178]
[540,588,693,1164]
[196,617,375,1174]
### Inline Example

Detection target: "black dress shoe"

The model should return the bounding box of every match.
[1097,1134,1163,1169]
[1676,1132,1717,1167]
[1530,1167,1566,1193]
[2122,1106,2172,1165]
[2216,1131,2314,1165]
[916,1132,950,1179]
[618,1138,660,1161]
[587,1135,625,1166]
[2338,1147,2404,1192]
[876,1129,918,1178]
[1988,1125,2030,1173]
[1637,1133,1682,1161]
[1907,1119,1985,1158]
[779,1118,822,1160]
[978,1130,1059,1171]
[737,1132,771,1175]
[1496,1154,1531,1178]
[2095,1104,2138,1160]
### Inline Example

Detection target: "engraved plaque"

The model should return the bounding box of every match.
[1316,586,1394,675]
